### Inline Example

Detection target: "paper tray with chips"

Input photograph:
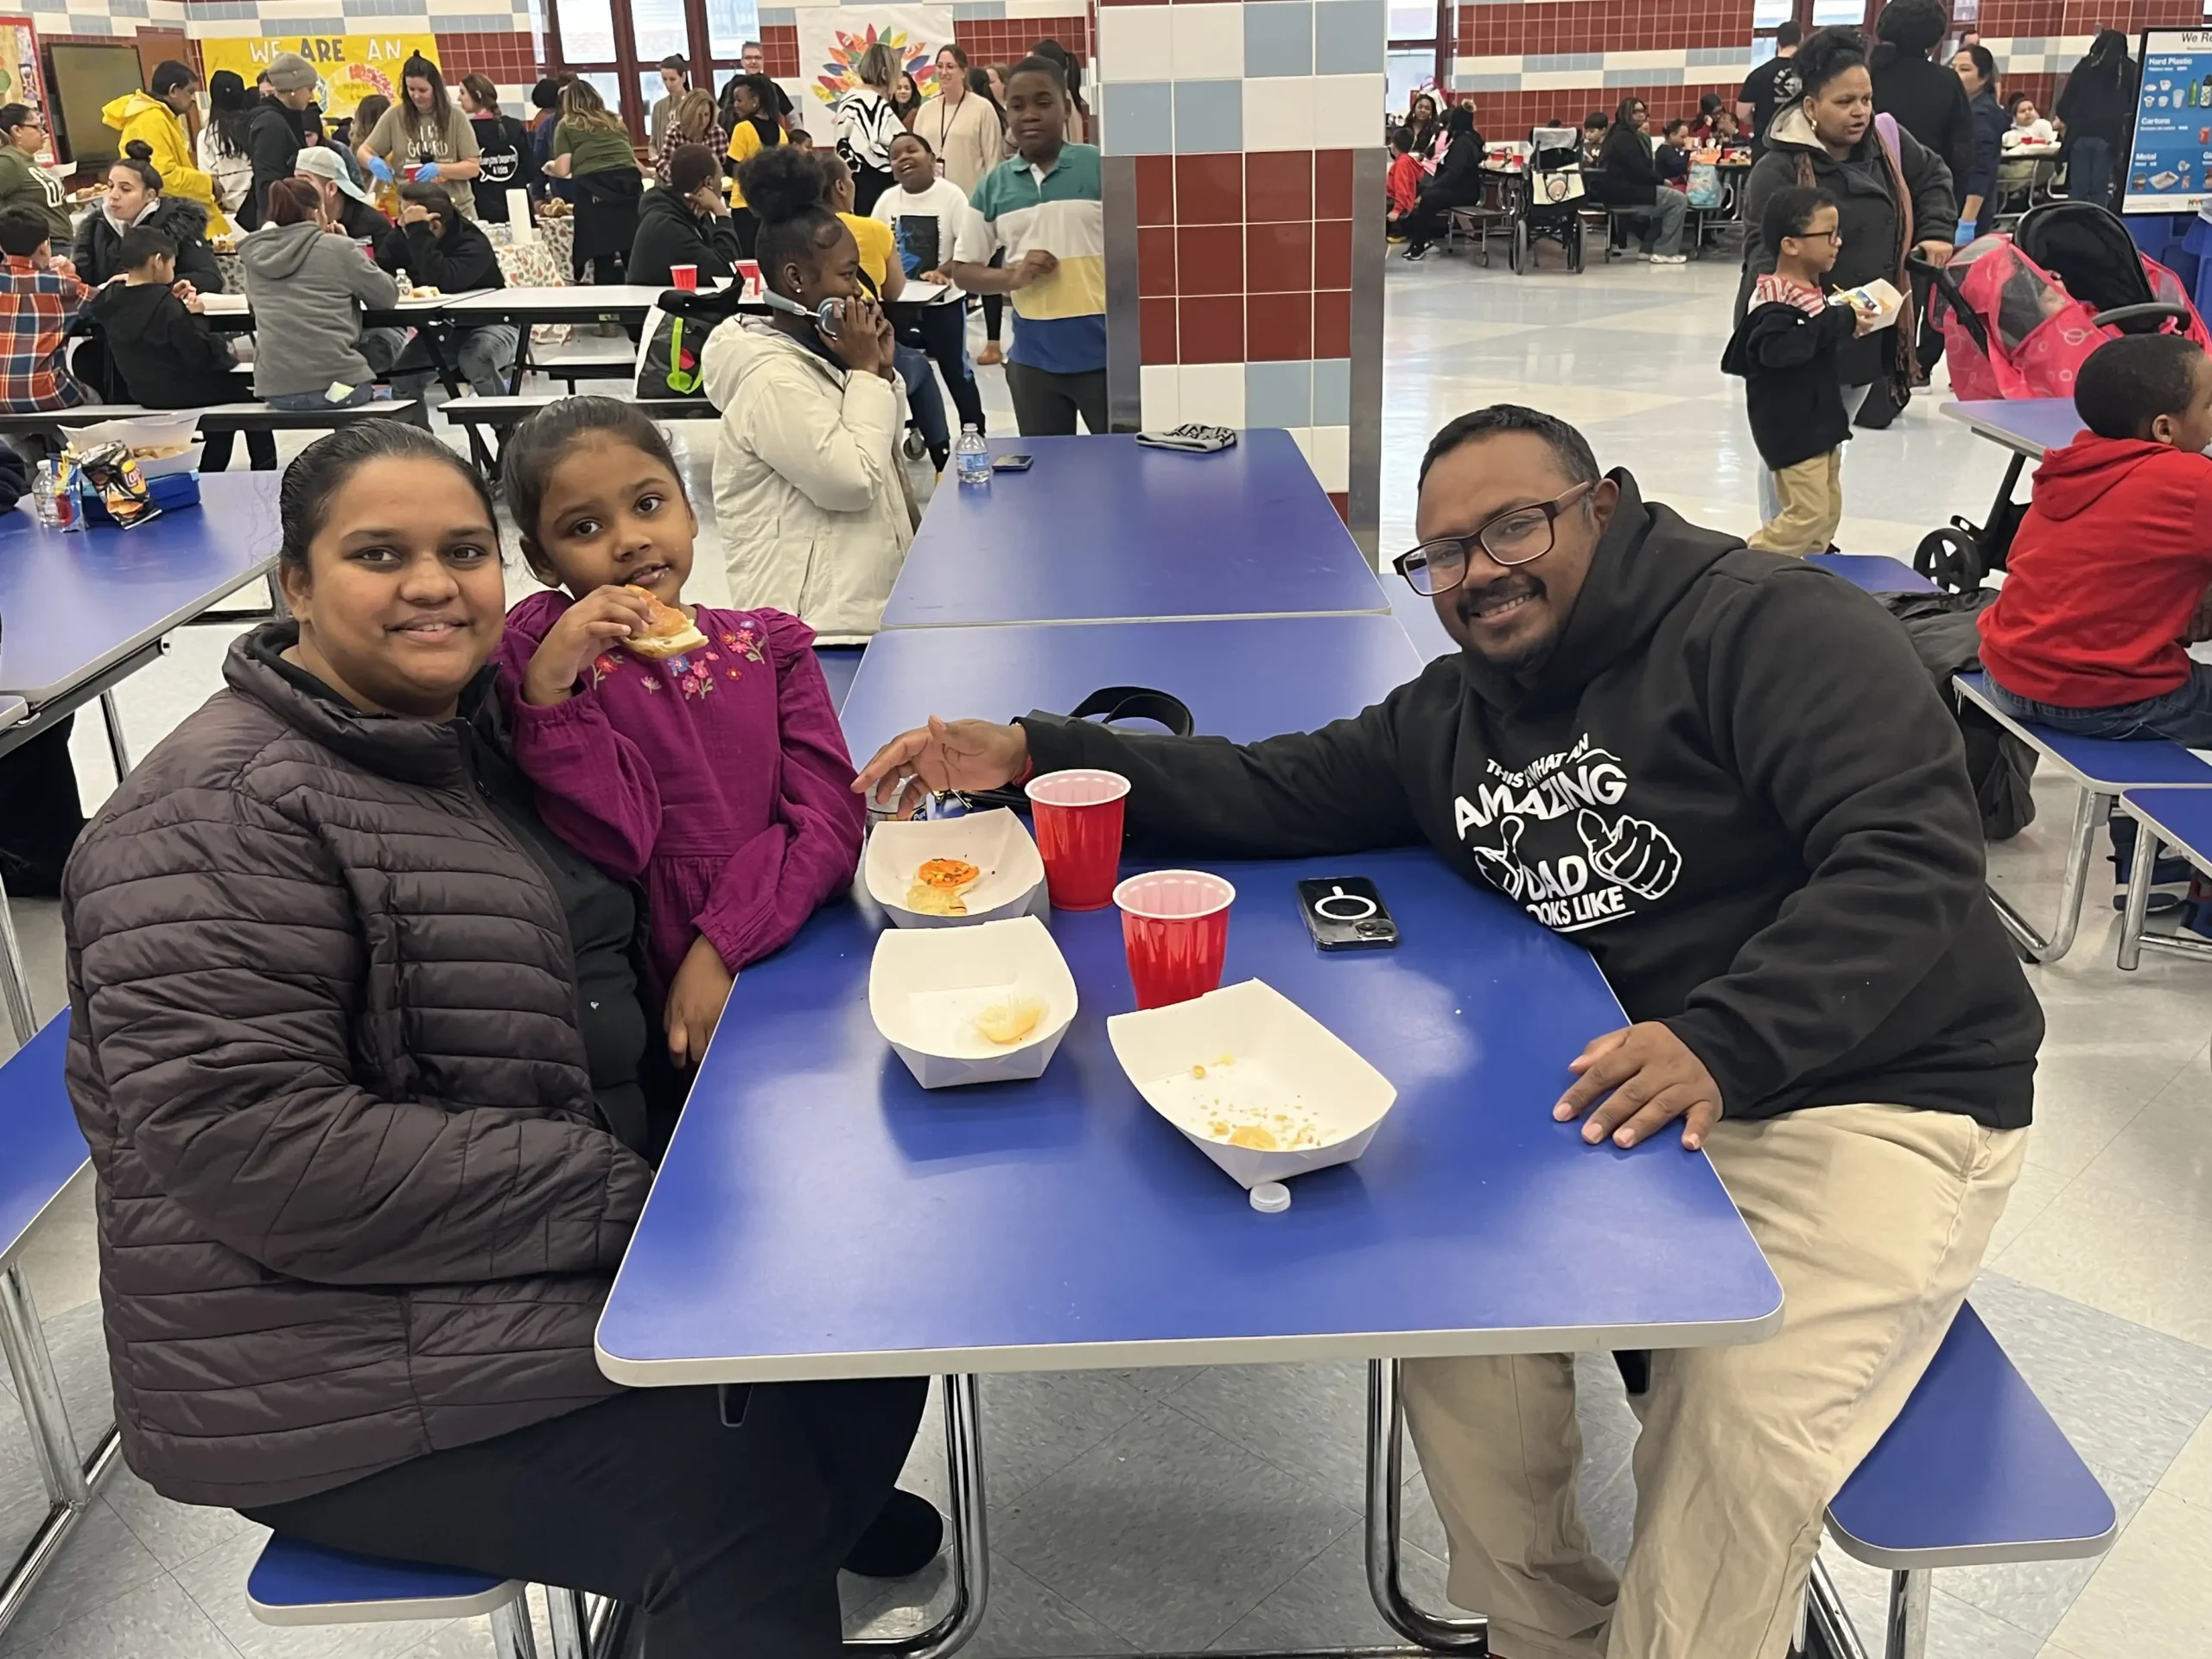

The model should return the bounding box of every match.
[868,915,1078,1089]
[864,807,1049,929]
[1106,979,1397,1189]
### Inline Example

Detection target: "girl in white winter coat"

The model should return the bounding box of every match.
[702,145,913,644]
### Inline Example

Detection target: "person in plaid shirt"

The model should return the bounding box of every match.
[0,207,88,412]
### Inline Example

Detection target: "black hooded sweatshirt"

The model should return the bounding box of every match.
[1019,473,2041,1128]
[1722,297,1859,469]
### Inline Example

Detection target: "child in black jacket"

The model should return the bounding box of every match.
[1720,186,1871,555]
[372,181,516,400]
[85,226,274,471]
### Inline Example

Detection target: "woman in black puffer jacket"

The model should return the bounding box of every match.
[73,142,223,290]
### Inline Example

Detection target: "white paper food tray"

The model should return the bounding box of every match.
[864,807,1049,928]
[1107,979,1397,1189]
[69,411,201,476]
[869,915,1078,1089]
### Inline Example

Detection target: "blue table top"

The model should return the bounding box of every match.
[841,615,1426,763]
[1807,552,1936,594]
[596,847,1783,1384]
[1942,398,2083,459]
[2122,787,2212,874]
[1955,673,2212,789]
[0,1018,86,1268]
[1827,1303,2114,1567]
[880,430,1389,629]
[0,473,282,704]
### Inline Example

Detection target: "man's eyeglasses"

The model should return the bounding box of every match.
[1393,481,1595,597]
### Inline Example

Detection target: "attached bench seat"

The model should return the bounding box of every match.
[0,400,419,434]
[1808,1302,2115,1659]
[2115,785,2212,969]
[1952,671,2212,963]
[248,1535,554,1658]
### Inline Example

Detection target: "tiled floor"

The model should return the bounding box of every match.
[1,253,2209,1658]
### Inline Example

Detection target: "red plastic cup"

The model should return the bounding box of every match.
[403,164,422,182]
[671,264,698,291]
[736,258,761,297]
[1115,870,1235,1010]
[1024,768,1129,911]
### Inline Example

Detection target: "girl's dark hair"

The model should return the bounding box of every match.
[500,396,686,571]
[279,420,497,573]
[353,92,392,143]
[1031,39,1085,112]
[207,71,252,159]
[112,142,162,193]
[1958,43,1997,86]
[0,104,31,134]
[1762,183,1840,253]
[967,67,1004,127]
[149,60,195,99]
[399,54,453,141]
[531,77,563,113]
[1698,91,1722,115]
[1444,102,1475,137]
[737,144,843,288]
[1612,94,1643,127]
[264,175,321,226]
[397,180,452,223]
[117,226,176,270]
[1795,28,1871,98]
[2007,91,2037,115]
[460,73,501,114]
[1663,117,1688,136]
[2082,27,2129,79]
[1871,0,1950,66]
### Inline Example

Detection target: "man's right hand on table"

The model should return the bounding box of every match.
[854,716,1029,817]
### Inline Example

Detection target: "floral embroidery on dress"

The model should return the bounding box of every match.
[720,626,766,665]
[588,651,624,690]
[675,647,721,701]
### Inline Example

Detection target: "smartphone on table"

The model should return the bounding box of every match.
[1296,877,1400,951]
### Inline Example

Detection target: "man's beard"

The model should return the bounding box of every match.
[1455,572,1556,674]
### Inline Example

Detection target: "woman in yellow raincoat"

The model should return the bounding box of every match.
[102,61,228,235]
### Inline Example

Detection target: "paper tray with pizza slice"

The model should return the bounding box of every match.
[863,808,1049,929]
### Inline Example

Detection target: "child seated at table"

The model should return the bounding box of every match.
[0,207,87,416]
[1977,333,2212,749]
[85,227,276,473]
[494,396,866,1144]
[1721,187,1872,555]
[1386,127,1423,238]
[1656,118,1692,188]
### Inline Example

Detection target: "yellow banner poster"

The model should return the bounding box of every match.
[197,34,442,118]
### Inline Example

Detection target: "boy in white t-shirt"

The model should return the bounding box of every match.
[873,130,987,436]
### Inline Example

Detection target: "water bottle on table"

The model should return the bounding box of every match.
[955,424,990,486]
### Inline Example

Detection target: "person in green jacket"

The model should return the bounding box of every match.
[0,105,68,243]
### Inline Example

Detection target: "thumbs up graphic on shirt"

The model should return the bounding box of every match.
[1469,816,1530,900]
[1576,810,1681,902]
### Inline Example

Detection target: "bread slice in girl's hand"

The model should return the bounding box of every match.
[620,584,709,659]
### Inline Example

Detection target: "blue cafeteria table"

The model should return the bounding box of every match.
[2116,786,2212,969]
[0,473,283,1042]
[879,430,1390,629]
[598,849,1783,1653]
[840,614,1426,762]
[1806,552,1936,594]
[1940,397,2082,460]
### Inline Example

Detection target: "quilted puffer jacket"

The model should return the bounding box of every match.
[62,627,657,1510]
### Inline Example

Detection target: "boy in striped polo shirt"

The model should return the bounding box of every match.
[944,57,1106,435]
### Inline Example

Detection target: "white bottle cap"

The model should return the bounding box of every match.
[1249,1182,1291,1214]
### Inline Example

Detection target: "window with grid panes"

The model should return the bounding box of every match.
[544,0,763,143]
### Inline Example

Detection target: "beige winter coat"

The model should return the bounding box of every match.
[702,321,913,644]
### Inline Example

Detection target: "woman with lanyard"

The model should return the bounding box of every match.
[832,41,904,213]
[912,45,1006,197]
[356,55,482,222]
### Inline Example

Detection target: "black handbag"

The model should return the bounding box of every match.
[957,686,1194,812]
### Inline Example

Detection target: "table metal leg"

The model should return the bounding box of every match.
[1364,1360,1488,1654]
[2117,818,2164,971]
[0,865,37,1046]
[0,1427,118,1640]
[545,1586,588,1659]
[1882,1569,1929,1659]
[0,1264,85,1510]
[849,1374,988,1658]
[1986,788,2105,964]
[1802,1557,1873,1659]
[98,690,131,780]
[491,1596,541,1659]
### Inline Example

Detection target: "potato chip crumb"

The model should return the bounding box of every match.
[1192,1064,1207,1079]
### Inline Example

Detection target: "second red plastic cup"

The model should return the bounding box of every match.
[671,264,698,291]
[735,258,761,297]
[1114,870,1235,1009]
[1025,769,1129,910]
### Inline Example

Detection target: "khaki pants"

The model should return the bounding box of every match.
[1402,1103,2027,1659]
[1747,448,1844,556]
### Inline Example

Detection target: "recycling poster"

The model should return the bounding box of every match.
[2123,29,2212,214]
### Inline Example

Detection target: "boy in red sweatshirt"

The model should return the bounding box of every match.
[1385,126,1422,238]
[1978,333,2212,746]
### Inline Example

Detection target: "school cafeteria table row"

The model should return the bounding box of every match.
[596,429,1785,1654]
[0,474,282,1043]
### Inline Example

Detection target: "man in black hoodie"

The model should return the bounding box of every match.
[373,181,514,399]
[239,52,318,232]
[855,405,2040,1659]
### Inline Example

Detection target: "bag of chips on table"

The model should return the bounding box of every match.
[64,442,162,531]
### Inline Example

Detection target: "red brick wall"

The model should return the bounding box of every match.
[434,30,543,86]
[1465,83,1740,135]
[1457,0,1748,55]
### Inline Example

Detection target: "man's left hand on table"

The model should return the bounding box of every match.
[1554,1021,1722,1151]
